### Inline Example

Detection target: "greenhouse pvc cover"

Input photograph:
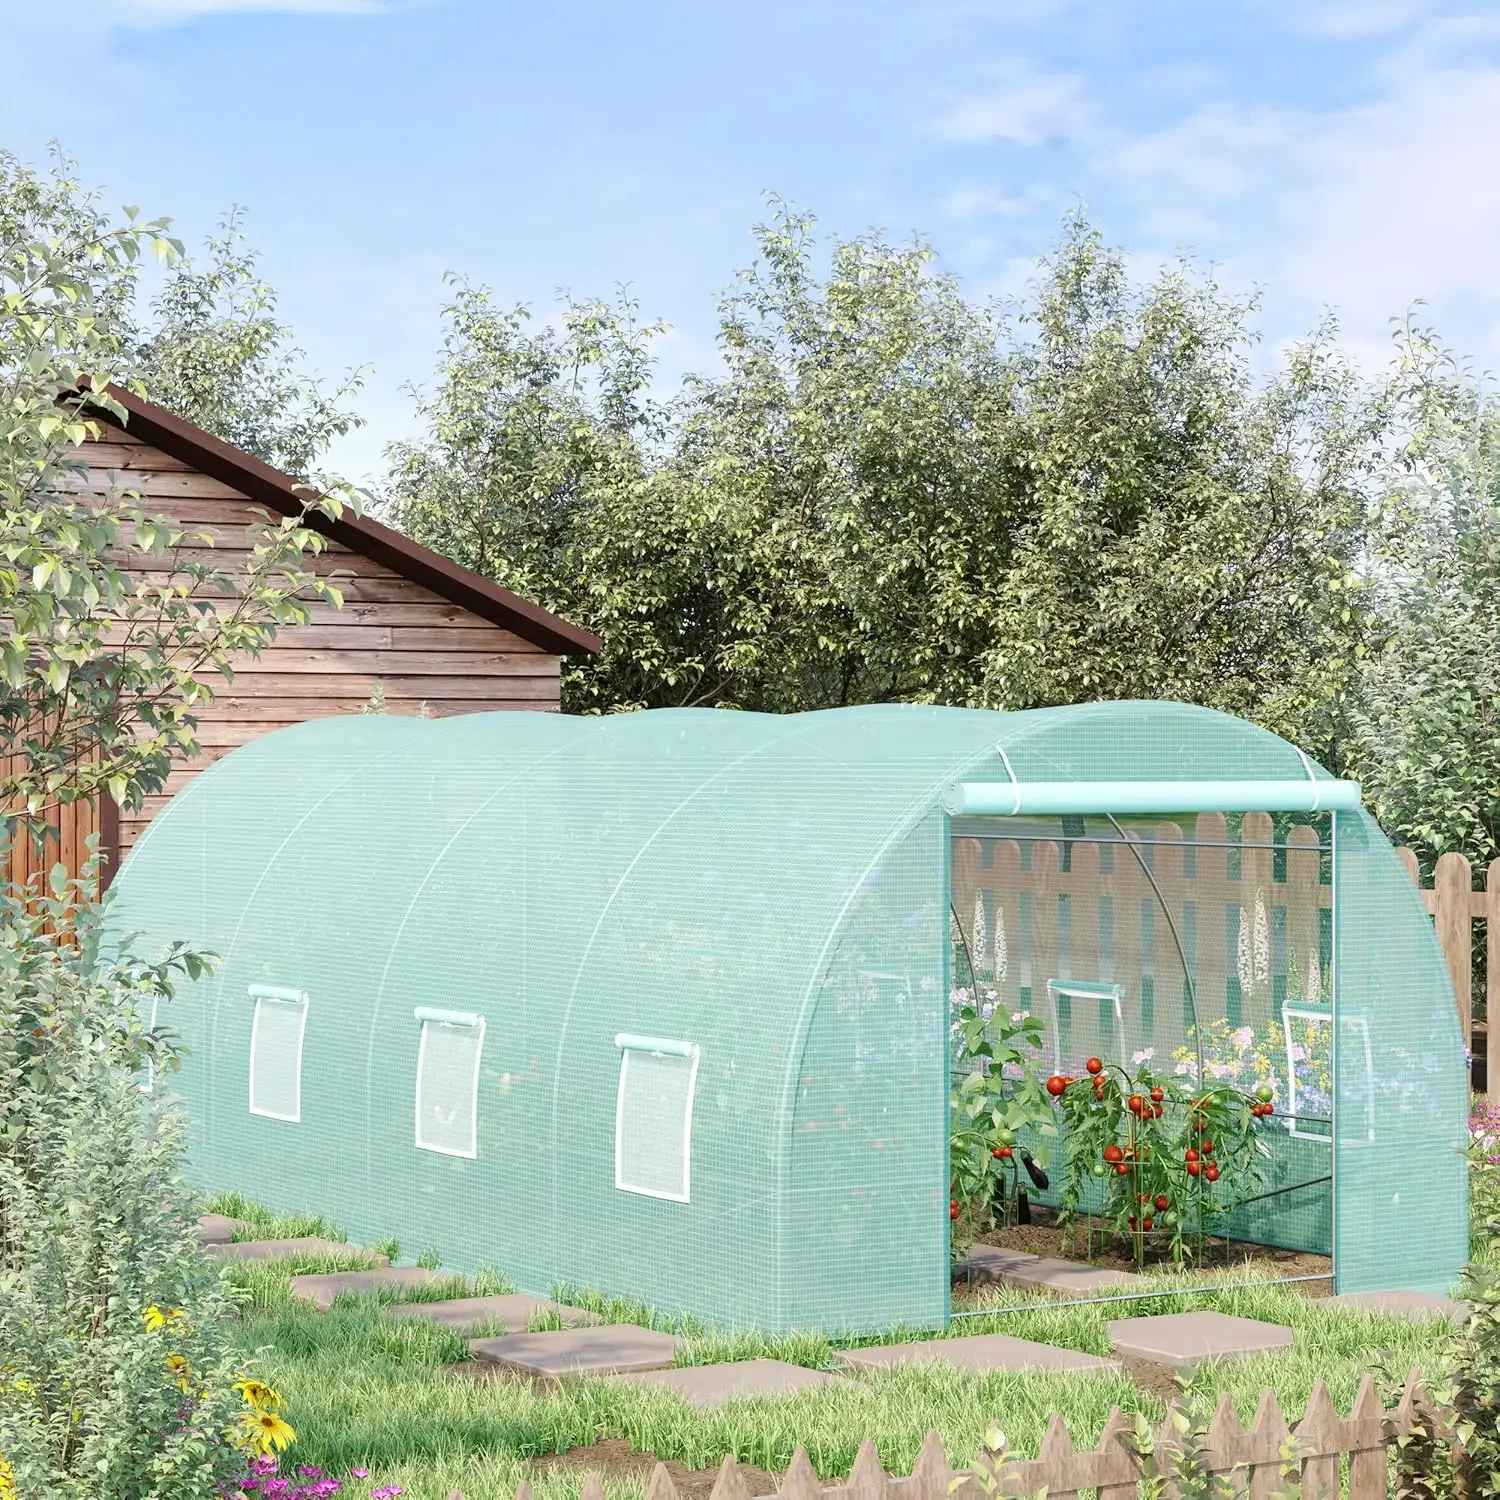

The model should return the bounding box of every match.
[109,703,1469,1333]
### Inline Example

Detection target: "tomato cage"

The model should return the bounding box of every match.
[108,702,1468,1336]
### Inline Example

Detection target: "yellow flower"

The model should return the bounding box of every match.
[165,1354,192,1393]
[142,1305,183,1332]
[0,1453,15,1500]
[233,1376,284,1413]
[238,1408,296,1455]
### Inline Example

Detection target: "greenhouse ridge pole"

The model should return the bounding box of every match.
[949,779,1362,817]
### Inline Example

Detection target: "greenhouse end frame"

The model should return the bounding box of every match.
[109,701,1469,1333]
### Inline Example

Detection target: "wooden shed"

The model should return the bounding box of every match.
[19,386,598,889]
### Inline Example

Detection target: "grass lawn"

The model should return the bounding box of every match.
[211,1196,1458,1500]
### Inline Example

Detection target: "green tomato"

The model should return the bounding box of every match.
[1163,1210,1179,1226]
[1254,1083,1274,1103]
[1092,1162,1107,1177]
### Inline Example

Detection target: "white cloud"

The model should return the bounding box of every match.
[1105,103,1303,203]
[106,0,381,20]
[940,184,1053,219]
[1281,0,1438,38]
[933,62,1095,144]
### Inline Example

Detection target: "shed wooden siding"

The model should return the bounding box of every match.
[73,427,563,861]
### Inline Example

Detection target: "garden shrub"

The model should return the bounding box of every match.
[0,865,274,1497]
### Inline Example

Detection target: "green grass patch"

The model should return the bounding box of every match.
[218,1198,1458,1500]
[208,1190,350,1245]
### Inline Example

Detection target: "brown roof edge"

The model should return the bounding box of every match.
[79,381,601,657]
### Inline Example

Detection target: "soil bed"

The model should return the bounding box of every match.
[531,1440,779,1500]
[957,1206,1332,1289]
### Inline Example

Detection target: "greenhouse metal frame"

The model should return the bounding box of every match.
[110,702,1469,1334]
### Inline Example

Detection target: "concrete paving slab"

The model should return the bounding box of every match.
[605,1359,840,1407]
[386,1294,598,1334]
[290,1266,453,1309]
[204,1236,383,1264]
[839,1332,1118,1375]
[993,1255,1143,1296]
[1108,1311,1293,1371]
[955,1246,1040,1284]
[469,1324,679,1378]
[197,1214,245,1245]
[1329,1290,1468,1323]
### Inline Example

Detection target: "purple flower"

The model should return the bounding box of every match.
[371,1488,404,1499]
[350,1472,369,1481]
[298,1469,323,1479]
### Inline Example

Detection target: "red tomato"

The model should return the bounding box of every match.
[1127,1095,1145,1114]
[1086,1057,1103,1074]
[1115,1163,1129,1176]
[1186,1160,1202,1177]
[950,1200,960,1219]
[1205,1164,1220,1183]
[998,1145,1013,1158]
[1103,1144,1124,1164]
[1128,1215,1137,1229]
[1142,1217,1154,1231]
[1201,1140,1215,1155]
[1155,1194,1169,1211]
[1185,1148,1199,1162]
[1046,1076,1068,1097]
[1150,1087,1164,1103]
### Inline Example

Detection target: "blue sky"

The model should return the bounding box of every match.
[6,0,1500,481]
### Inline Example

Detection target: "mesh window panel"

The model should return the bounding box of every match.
[615,1047,698,1201]
[248,992,307,1122]
[415,1019,484,1158]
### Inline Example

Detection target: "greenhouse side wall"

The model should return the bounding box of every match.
[780,809,951,1334]
[1333,810,1468,1296]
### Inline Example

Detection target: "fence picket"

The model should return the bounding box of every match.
[499,1368,1449,1500]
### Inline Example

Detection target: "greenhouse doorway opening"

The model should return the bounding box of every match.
[949,810,1335,1293]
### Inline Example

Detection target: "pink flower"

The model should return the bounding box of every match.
[350,1472,369,1481]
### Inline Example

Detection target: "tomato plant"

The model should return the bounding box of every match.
[949,994,1057,1258]
[1047,1060,1271,1270]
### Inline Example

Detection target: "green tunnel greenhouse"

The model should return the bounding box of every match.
[109,702,1469,1334]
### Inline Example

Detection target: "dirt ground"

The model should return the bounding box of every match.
[957,1205,1333,1288]
[531,1440,779,1499]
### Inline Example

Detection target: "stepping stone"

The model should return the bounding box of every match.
[204,1236,381,1264]
[956,1246,1039,1285]
[605,1358,840,1408]
[1108,1311,1293,1372]
[197,1214,245,1245]
[1329,1290,1468,1324]
[840,1332,1118,1375]
[386,1294,598,1334]
[991,1254,1143,1297]
[290,1266,453,1310]
[469,1324,679,1378]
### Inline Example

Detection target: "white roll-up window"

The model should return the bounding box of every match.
[139,995,161,1095]
[414,1008,485,1159]
[614,1034,700,1202]
[248,986,309,1123]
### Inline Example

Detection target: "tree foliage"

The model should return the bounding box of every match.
[384,206,1378,736]
[0,151,349,831]
[133,207,365,479]
[1347,323,1500,869]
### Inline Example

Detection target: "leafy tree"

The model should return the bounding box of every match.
[1346,322,1500,868]
[384,205,1378,733]
[134,207,365,479]
[0,151,348,833]
[0,150,335,1496]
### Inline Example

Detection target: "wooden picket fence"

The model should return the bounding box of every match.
[497,1372,1450,1500]
[1396,848,1500,1094]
